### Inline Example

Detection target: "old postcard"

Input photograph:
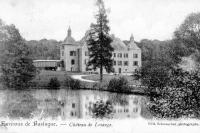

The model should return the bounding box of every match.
[0,0,200,133]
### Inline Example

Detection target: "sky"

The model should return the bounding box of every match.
[0,0,200,42]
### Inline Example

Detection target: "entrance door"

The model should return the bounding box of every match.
[119,68,121,74]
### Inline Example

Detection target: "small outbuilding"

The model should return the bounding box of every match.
[33,60,61,71]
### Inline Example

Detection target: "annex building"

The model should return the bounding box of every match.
[60,27,141,74]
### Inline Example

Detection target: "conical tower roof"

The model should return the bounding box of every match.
[128,34,140,50]
[63,26,77,45]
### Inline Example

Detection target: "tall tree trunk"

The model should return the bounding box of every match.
[100,65,103,82]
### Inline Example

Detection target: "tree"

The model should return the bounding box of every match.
[48,77,60,90]
[137,39,186,66]
[174,12,200,62]
[26,39,60,60]
[64,76,81,90]
[86,0,114,81]
[148,68,200,119]
[0,20,36,89]
[107,77,130,93]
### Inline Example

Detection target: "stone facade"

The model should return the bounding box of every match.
[60,27,142,74]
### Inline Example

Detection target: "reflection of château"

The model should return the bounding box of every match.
[33,89,142,119]
[60,27,142,74]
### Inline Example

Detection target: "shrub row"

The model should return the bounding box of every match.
[47,76,81,90]
[46,76,132,93]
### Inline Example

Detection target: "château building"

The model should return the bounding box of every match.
[60,27,141,74]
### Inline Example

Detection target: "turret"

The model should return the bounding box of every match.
[68,26,72,37]
[130,34,134,42]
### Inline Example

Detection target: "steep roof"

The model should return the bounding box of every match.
[110,35,128,50]
[63,36,76,45]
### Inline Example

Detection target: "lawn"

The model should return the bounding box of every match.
[31,70,141,90]
[31,70,84,86]
[82,74,141,85]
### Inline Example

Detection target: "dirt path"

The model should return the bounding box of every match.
[71,75,97,83]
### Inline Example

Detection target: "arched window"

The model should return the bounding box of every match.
[71,59,75,65]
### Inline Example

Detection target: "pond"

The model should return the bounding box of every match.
[0,88,150,119]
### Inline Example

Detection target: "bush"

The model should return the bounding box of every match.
[93,82,108,90]
[148,68,200,119]
[107,77,130,92]
[64,76,81,90]
[48,77,60,90]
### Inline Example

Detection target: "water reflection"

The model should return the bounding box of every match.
[0,89,145,119]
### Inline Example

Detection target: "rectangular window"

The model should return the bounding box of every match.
[133,61,138,66]
[117,53,120,58]
[113,53,116,57]
[62,51,64,56]
[133,107,138,113]
[85,59,88,65]
[72,103,75,108]
[124,61,129,66]
[117,53,122,58]
[71,60,75,65]
[62,45,64,49]
[133,54,138,58]
[118,61,122,66]
[70,51,73,56]
[124,53,128,58]
[113,61,116,66]
[70,51,76,56]
[71,111,74,116]
[124,109,129,113]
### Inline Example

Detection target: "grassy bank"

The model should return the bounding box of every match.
[82,74,141,85]
[30,70,145,95]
